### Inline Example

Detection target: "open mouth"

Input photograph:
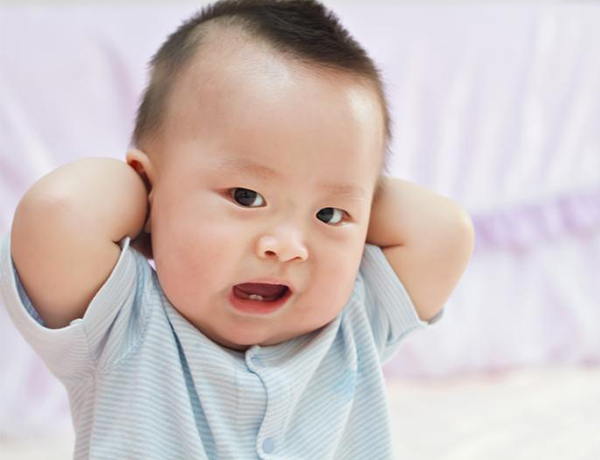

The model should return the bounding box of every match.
[229,282,293,315]
[232,283,290,302]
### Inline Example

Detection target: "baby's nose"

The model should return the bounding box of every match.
[258,234,308,262]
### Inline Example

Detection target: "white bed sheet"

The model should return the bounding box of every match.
[389,365,600,459]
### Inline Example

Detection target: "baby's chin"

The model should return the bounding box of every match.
[211,333,282,352]
[214,323,315,351]
[220,341,251,352]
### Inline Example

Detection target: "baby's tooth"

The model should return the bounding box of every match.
[249,294,264,301]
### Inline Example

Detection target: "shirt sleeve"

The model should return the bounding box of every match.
[0,231,151,382]
[358,243,444,364]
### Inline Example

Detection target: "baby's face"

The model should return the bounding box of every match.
[140,40,384,351]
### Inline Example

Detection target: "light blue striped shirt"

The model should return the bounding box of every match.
[1,232,441,459]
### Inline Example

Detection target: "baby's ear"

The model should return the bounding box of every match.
[126,148,156,195]
[126,148,155,234]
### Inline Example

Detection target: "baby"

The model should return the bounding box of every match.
[1,0,474,458]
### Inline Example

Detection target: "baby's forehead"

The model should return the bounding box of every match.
[157,29,385,179]
[175,26,376,103]
[175,43,381,124]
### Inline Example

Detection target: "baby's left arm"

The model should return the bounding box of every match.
[366,177,475,322]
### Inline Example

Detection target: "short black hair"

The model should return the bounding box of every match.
[131,0,392,186]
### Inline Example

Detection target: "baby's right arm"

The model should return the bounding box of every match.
[10,157,148,329]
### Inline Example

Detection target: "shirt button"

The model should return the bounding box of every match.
[262,437,275,453]
[251,357,263,367]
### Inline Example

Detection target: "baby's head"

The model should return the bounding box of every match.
[126,0,392,351]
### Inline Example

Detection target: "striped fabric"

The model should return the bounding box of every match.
[1,232,440,459]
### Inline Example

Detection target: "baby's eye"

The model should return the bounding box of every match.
[229,188,346,225]
[230,188,265,207]
[316,207,346,226]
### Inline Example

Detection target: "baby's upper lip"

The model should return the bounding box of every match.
[235,278,295,293]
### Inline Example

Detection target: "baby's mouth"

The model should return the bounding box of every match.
[232,283,289,302]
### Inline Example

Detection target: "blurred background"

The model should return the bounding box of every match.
[1,1,599,459]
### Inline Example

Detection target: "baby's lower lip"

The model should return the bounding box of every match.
[228,287,292,315]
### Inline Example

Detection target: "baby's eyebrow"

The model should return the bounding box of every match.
[214,156,367,201]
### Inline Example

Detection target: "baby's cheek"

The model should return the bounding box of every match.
[311,264,356,314]
[323,257,360,304]
[155,250,217,319]
[152,232,209,297]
